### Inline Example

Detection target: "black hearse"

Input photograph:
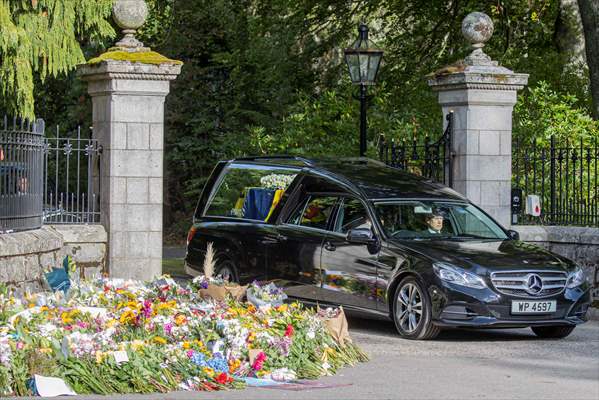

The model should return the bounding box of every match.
[185,157,590,339]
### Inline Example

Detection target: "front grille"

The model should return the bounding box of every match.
[490,270,567,298]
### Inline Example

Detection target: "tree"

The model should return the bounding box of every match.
[577,0,599,119]
[0,0,115,118]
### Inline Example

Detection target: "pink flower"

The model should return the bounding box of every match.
[165,323,173,335]
[16,342,24,350]
[186,350,194,358]
[251,352,267,371]
[284,324,294,337]
[142,300,153,318]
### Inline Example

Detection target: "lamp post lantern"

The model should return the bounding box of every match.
[344,23,383,157]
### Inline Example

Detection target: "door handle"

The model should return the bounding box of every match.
[324,241,336,251]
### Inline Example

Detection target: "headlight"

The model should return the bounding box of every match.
[566,266,586,288]
[433,262,487,289]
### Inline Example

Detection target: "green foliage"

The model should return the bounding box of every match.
[0,0,115,118]
[247,82,440,158]
[514,82,599,146]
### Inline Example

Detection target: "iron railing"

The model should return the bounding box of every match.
[0,116,45,232]
[513,136,598,226]
[378,112,454,187]
[43,125,102,224]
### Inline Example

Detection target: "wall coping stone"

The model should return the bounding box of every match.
[0,226,63,257]
[79,59,182,82]
[515,225,599,246]
[50,225,108,244]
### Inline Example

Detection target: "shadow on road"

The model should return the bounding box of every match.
[347,315,539,342]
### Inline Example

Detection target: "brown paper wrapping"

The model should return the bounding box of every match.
[317,306,352,346]
[199,284,247,301]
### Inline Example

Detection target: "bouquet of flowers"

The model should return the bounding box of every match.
[317,306,351,346]
[259,174,296,190]
[191,243,246,301]
[0,263,367,397]
[246,281,288,308]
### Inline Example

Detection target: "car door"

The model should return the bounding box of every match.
[320,196,380,310]
[267,194,339,302]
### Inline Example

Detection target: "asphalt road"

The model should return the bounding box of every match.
[41,318,599,400]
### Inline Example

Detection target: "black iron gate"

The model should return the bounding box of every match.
[513,136,598,226]
[0,117,45,232]
[378,112,454,187]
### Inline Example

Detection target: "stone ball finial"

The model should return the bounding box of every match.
[462,12,494,49]
[112,0,149,51]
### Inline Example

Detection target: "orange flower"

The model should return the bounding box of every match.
[174,313,187,326]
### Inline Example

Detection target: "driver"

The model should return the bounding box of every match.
[424,211,444,235]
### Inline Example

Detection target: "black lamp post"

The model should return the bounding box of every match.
[344,23,383,157]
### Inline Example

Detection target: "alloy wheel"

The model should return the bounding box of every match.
[396,283,423,333]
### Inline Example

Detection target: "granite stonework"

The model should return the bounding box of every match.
[50,225,108,279]
[515,225,599,301]
[79,60,181,280]
[427,12,528,228]
[428,70,528,228]
[0,227,63,294]
[0,225,108,292]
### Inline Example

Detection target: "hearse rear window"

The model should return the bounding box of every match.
[204,164,298,221]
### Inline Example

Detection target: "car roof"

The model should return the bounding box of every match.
[231,156,467,201]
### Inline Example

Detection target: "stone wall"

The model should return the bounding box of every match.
[0,226,63,294]
[50,225,107,279]
[0,225,107,293]
[515,225,599,301]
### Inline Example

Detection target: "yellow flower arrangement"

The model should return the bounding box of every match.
[153,336,167,345]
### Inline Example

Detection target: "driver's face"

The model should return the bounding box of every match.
[427,216,443,231]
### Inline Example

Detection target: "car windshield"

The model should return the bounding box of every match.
[374,201,508,240]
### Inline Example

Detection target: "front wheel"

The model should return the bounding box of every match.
[531,325,575,339]
[392,276,441,340]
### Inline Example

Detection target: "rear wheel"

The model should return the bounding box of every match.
[392,276,441,340]
[531,325,575,339]
[213,254,239,283]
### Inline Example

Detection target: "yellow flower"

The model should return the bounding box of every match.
[40,348,52,354]
[131,340,145,351]
[40,306,49,312]
[106,319,118,328]
[153,336,167,345]
[276,304,288,313]
[531,11,539,22]
[61,312,73,325]
[119,310,136,325]
[202,367,215,378]
[95,351,106,364]
[182,341,191,350]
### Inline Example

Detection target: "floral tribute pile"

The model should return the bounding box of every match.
[0,277,367,397]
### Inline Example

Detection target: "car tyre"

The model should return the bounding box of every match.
[213,253,239,283]
[392,276,441,340]
[531,325,575,339]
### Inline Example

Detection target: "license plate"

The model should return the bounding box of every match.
[511,300,556,314]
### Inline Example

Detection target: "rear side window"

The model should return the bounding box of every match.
[287,195,338,230]
[204,164,297,221]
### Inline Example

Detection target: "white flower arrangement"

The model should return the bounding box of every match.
[260,173,296,190]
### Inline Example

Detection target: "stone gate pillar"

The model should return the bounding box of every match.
[427,12,528,227]
[79,0,181,279]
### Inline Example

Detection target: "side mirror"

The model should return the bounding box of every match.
[347,228,377,245]
[507,229,520,241]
